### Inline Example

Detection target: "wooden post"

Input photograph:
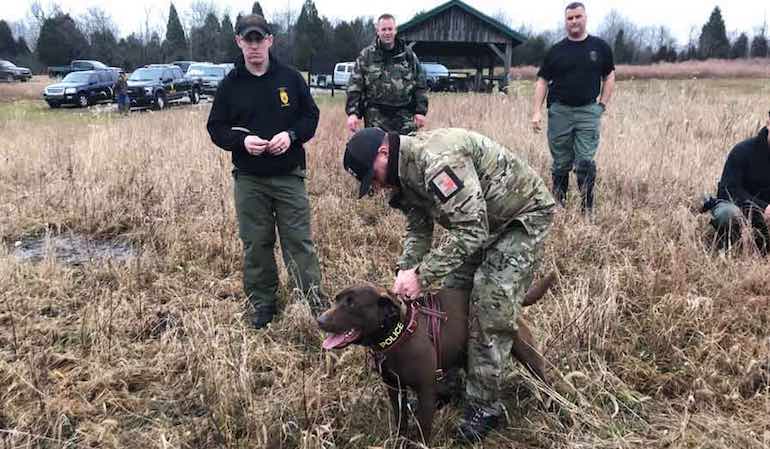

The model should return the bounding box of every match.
[503,42,513,94]
[487,57,494,93]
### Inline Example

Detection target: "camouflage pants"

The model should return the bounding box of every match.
[443,210,552,414]
[363,106,417,134]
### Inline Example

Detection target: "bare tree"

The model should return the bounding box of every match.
[78,7,118,40]
[189,1,218,26]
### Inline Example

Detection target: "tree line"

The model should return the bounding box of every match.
[1,3,769,73]
[1,0,375,73]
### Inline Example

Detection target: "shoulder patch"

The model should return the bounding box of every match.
[429,166,464,203]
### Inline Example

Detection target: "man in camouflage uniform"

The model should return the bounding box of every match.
[343,127,555,443]
[345,14,429,135]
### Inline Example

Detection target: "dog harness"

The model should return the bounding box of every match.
[370,293,448,381]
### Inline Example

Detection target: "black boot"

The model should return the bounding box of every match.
[575,160,596,214]
[454,405,500,444]
[551,173,569,207]
[250,304,276,329]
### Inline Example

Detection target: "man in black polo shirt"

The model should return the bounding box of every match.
[704,111,770,255]
[531,2,615,213]
[207,14,324,328]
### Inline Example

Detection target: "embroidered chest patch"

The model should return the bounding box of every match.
[429,166,464,203]
[278,87,290,107]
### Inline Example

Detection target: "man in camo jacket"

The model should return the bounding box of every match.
[345,13,429,135]
[343,127,555,443]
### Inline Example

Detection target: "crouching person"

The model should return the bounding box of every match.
[703,111,770,255]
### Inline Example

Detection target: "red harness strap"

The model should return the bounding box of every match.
[418,293,448,380]
[370,293,448,381]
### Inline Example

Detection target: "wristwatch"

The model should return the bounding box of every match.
[287,129,297,143]
[598,102,606,111]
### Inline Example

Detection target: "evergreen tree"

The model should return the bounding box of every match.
[16,37,31,55]
[192,12,222,62]
[293,0,325,70]
[698,6,730,59]
[750,33,768,58]
[512,33,548,66]
[37,14,89,66]
[90,29,119,66]
[332,21,359,63]
[729,33,749,59]
[220,15,240,62]
[163,3,188,61]
[0,20,16,58]
[146,32,163,64]
[613,28,630,64]
[117,34,144,70]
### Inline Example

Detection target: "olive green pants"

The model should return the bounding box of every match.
[546,102,603,177]
[233,167,323,310]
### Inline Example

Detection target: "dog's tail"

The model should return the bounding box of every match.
[522,272,557,307]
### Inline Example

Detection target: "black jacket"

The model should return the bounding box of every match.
[207,54,319,176]
[717,127,770,210]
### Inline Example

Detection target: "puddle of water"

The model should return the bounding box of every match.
[12,232,136,265]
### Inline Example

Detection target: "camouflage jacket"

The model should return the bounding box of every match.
[391,129,555,287]
[345,38,429,118]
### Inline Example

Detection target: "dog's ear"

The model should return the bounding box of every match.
[378,290,406,319]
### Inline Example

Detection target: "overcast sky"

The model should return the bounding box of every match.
[1,0,767,45]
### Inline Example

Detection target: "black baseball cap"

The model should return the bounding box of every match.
[236,14,271,38]
[343,127,387,198]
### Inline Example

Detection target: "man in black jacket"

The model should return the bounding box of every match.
[207,14,324,328]
[706,112,770,254]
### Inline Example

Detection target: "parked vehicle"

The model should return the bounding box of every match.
[332,62,355,87]
[219,63,235,74]
[47,60,120,78]
[186,63,227,96]
[0,59,33,82]
[171,61,197,73]
[126,65,201,110]
[309,73,332,88]
[421,62,450,91]
[42,69,119,108]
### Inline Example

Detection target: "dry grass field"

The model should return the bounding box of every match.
[1,77,770,449]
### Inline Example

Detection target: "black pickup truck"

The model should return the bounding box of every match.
[42,69,118,108]
[126,64,201,110]
[47,60,121,78]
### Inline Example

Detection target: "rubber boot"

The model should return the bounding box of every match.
[575,160,596,215]
[551,173,569,207]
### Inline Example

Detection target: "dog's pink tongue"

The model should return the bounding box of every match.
[322,334,348,350]
[322,329,361,350]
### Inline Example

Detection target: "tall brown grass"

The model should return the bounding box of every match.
[0,76,50,103]
[1,80,769,449]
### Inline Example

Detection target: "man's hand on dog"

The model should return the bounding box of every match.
[765,205,770,223]
[393,268,422,299]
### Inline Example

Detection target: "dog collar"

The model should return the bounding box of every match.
[372,301,418,353]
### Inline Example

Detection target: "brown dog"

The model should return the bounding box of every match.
[317,273,555,444]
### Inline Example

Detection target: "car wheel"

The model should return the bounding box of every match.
[154,92,166,110]
[189,88,199,104]
[3,73,13,82]
[77,93,89,108]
